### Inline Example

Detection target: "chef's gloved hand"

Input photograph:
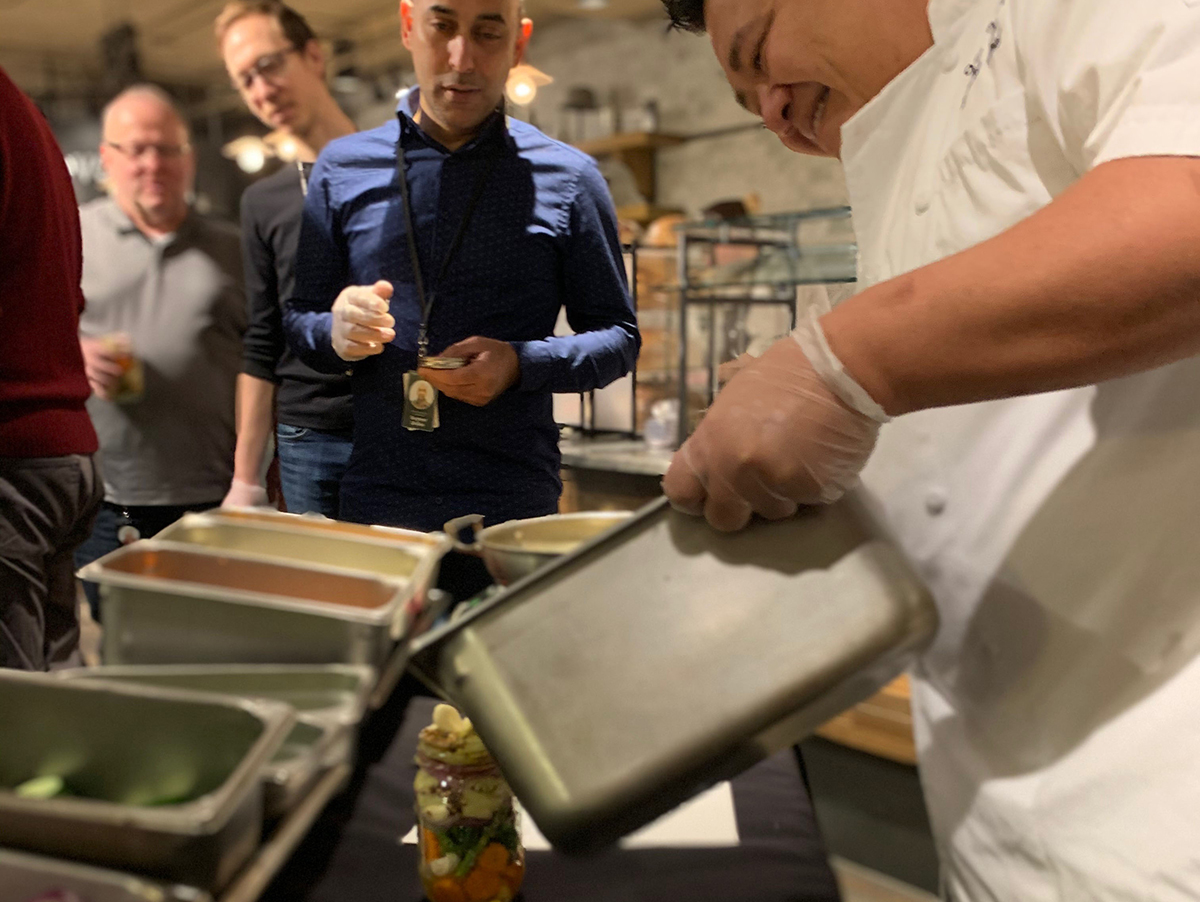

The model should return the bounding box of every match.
[332,280,396,361]
[222,477,270,509]
[717,351,757,386]
[662,311,890,532]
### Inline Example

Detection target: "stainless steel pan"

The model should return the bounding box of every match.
[55,664,374,820]
[443,510,633,585]
[411,494,937,852]
[79,544,411,667]
[0,847,212,902]
[0,670,292,890]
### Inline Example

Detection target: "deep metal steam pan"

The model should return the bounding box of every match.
[156,512,447,603]
[79,544,409,667]
[0,670,293,891]
[56,664,374,819]
[408,494,938,853]
[0,847,212,902]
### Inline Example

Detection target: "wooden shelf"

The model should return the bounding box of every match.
[617,201,683,224]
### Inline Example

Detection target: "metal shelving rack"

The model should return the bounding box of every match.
[558,240,641,439]
[675,207,857,446]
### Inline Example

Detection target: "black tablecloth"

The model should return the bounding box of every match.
[263,688,841,902]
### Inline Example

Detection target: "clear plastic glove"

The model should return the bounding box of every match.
[662,312,889,532]
[717,351,757,386]
[222,477,270,509]
[332,280,396,361]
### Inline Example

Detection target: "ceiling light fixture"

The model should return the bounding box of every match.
[221,134,269,174]
[577,0,609,10]
[505,63,553,106]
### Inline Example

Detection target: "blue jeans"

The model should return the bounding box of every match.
[276,423,353,518]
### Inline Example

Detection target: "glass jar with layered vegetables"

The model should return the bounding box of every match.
[415,704,525,902]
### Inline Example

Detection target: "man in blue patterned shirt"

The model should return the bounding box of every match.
[285,0,639,543]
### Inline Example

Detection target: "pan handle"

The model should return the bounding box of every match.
[443,513,485,555]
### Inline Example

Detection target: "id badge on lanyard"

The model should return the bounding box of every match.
[394,124,499,431]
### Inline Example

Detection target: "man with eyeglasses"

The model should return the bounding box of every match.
[285,0,638,598]
[74,85,245,619]
[216,1,358,516]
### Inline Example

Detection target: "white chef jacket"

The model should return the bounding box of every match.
[841,0,1200,898]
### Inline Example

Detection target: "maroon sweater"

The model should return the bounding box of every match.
[0,67,97,458]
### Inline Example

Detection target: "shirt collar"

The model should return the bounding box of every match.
[395,85,508,154]
[101,196,193,244]
[926,0,980,44]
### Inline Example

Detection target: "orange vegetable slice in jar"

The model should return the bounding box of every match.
[423,828,442,862]
[428,876,467,902]
[503,860,525,892]
[462,866,502,902]
[476,842,509,872]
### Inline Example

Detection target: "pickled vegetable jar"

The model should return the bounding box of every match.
[415,704,524,902]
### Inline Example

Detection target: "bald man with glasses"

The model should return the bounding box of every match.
[74,85,246,621]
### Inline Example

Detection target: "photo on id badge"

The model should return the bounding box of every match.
[403,370,439,431]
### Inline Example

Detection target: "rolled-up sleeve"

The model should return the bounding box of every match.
[512,162,640,393]
[284,157,350,375]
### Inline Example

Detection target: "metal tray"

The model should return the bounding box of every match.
[80,544,411,668]
[0,671,293,891]
[408,494,938,852]
[55,665,373,820]
[156,513,447,603]
[211,508,449,554]
[0,847,211,902]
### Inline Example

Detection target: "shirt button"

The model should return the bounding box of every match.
[925,488,948,516]
[914,190,931,215]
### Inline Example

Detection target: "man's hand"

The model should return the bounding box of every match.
[79,335,127,401]
[662,331,882,533]
[418,336,520,407]
[331,281,396,361]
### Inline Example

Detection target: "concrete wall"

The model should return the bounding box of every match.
[523,16,849,217]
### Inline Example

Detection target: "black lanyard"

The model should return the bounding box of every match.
[395,123,501,359]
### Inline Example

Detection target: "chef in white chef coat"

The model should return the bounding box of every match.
[660,0,1200,898]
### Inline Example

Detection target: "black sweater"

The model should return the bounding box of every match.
[239,162,352,431]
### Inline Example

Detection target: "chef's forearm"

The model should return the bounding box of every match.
[824,155,1200,416]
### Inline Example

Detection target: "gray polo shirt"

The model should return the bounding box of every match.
[79,198,245,506]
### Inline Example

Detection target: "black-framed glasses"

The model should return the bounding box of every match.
[103,141,190,161]
[232,48,299,92]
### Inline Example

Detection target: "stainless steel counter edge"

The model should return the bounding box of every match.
[558,436,674,477]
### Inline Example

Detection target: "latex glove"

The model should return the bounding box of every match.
[418,336,520,407]
[662,311,889,532]
[79,334,128,401]
[222,478,270,508]
[717,351,758,386]
[332,280,396,361]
